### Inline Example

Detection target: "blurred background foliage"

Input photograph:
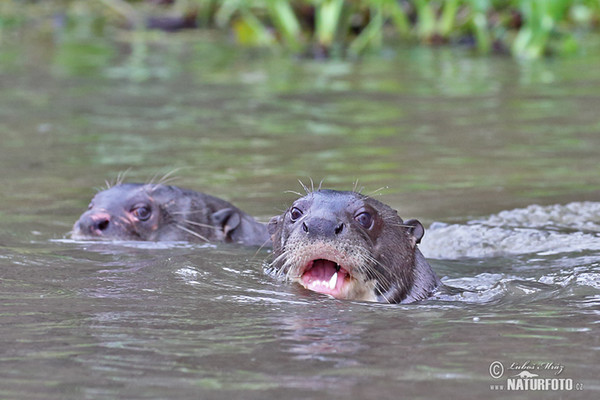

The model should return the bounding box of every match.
[1,0,599,59]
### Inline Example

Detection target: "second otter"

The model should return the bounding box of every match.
[72,183,270,247]
[267,189,440,303]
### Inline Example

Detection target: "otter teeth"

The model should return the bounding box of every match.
[328,272,337,289]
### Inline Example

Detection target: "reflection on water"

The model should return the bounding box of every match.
[0,33,599,399]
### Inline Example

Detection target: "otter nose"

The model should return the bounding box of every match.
[302,217,344,238]
[78,212,111,236]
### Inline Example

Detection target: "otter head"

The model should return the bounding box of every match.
[267,189,434,303]
[72,183,255,243]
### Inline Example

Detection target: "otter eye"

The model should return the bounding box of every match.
[132,205,151,221]
[87,203,93,210]
[290,207,303,222]
[354,212,373,229]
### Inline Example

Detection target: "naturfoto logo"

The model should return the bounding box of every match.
[488,360,584,392]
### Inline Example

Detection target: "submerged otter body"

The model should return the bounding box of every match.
[267,189,440,303]
[72,183,271,247]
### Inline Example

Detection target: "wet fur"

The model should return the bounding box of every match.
[267,189,440,303]
[73,183,271,247]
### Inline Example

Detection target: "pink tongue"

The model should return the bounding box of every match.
[301,260,345,296]
[306,259,336,280]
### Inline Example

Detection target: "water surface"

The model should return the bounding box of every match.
[0,33,599,399]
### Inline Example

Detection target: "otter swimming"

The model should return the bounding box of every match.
[72,183,271,247]
[267,189,440,303]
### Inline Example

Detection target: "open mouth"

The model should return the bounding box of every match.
[300,259,350,297]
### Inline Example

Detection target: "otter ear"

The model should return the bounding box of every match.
[267,216,281,236]
[211,208,241,238]
[405,219,424,245]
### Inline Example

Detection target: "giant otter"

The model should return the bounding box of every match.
[72,183,271,247]
[267,189,440,303]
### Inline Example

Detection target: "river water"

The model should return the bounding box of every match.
[1,32,599,399]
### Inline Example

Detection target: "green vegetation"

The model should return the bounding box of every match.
[2,0,599,59]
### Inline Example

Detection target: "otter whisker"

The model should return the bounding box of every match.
[156,167,183,186]
[298,179,311,195]
[114,216,143,240]
[352,181,365,194]
[155,176,179,187]
[102,168,131,191]
[182,219,220,230]
[115,216,133,231]
[148,170,161,186]
[284,190,303,197]
[283,260,299,280]
[174,224,209,242]
[357,257,387,285]
[365,186,388,197]
[363,252,389,276]
[387,223,418,229]
[169,209,206,215]
[358,257,394,304]
[116,168,131,187]
[267,252,293,280]
[359,253,394,289]
[378,289,393,304]
[251,237,274,260]
[273,252,296,280]
[352,179,359,193]
[270,250,290,270]
[148,167,181,187]
[317,179,324,191]
[268,262,286,279]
